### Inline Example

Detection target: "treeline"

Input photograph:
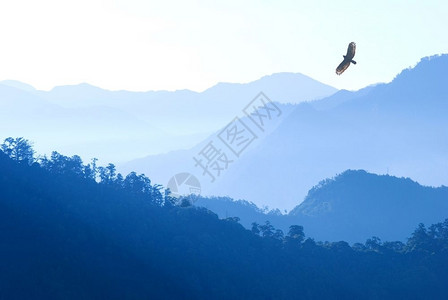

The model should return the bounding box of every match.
[1,137,164,204]
[1,137,448,299]
[248,219,448,254]
[2,136,448,253]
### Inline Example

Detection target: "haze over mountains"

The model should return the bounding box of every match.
[123,54,448,210]
[0,73,336,164]
[1,55,447,211]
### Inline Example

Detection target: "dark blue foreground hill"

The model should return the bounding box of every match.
[1,149,448,299]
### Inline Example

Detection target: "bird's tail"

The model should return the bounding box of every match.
[351,60,357,64]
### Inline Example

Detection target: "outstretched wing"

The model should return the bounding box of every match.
[336,59,350,75]
[346,42,356,60]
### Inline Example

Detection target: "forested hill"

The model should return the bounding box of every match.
[194,170,448,243]
[289,170,448,242]
[1,140,448,299]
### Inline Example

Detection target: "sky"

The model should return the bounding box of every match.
[0,0,447,92]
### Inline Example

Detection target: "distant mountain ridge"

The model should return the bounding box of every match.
[122,55,448,210]
[121,54,448,210]
[0,73,337,163]
[0,80,36,92]
[204,54,448,209]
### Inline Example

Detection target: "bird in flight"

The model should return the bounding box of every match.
[336,42,356,75]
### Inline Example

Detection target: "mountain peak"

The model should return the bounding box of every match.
[50,82,107,92]
[391,54,448,86]
[285,169,448,242]
[204,72,337,104]
[0,80,36,92]
[290,169,440,217]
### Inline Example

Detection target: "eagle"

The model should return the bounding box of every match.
[336,42,356,75]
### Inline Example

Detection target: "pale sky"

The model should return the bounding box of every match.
[0,0,447,92]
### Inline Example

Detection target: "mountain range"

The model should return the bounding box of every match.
[122,54,448,210]
[0,73,336,164]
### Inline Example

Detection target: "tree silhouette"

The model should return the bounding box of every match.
[260,221,275,238]
[99,163,118,184]
[180,198,192,207]
[1,137,35,164]
[365,236,382,251]
[274,229,284,240]
[287,225,305,243]
[251,222,261,236]
[407,223,431,251]
[163,188,176,207]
